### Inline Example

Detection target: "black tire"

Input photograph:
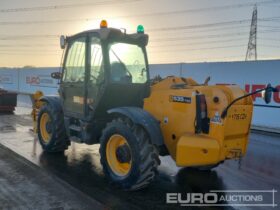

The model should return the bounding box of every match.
[99,118,160,191]
[193,163,220,171]
[37,104,70,152]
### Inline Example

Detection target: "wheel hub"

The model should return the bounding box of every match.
[106,134,132,176]
[46,122,52,133]
[116,144,131,163]
[40,112,52,143]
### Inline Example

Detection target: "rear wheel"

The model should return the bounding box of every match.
[100,118,160,190]
[193,163,220,171]
[37,104,70,152]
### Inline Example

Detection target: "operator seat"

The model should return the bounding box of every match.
[111,62,132,83]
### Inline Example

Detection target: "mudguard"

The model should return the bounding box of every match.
[108,107,164,146]
[39,96,63,112]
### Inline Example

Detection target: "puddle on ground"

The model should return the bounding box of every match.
[15,124,32,132]
[0,125,16,132]
[23,139,33,143]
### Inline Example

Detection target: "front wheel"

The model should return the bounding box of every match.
[37,104,70,152]
[99,118,160,191]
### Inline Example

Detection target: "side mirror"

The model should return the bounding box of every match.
[262,84,273,104]
[51,72,62,80]
[60,35,66,49]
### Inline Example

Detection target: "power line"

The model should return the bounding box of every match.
[154,55,280,64]
[0,16,278,39]
[1,16,279,38]
[261,4,280,7]
[0,38,277,51]
[0,53,60,56]
[2,37,274,49]
[0,33,246,41]
[148,17,280,32]
[0,53,277,62]
[0,16,278,28]
[259,17,280,22]
[259,25,280,29]
[0,35,59,40]
[186,55,280,62]
[148,25,251,36]
[259,44,280,48]
[134,0,280,16]
[148,38,248,48]
[3,39,276,50]
[0,49,59,52]
[0,17,248,26]
[0,39,245,52]
[259,38,280,42]
[149,37,280,48]
[150,29,280,43]
[149,44,245,54]
[0,29,278,42]
[152,55,246,63]
[0,1,279,23]
[2,53,276,62]
[0,44,58,47]
[1,0,279,14]
[0,0,141,13]
[180,55,251,62]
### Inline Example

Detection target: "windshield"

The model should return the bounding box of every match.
[109,43,147,84]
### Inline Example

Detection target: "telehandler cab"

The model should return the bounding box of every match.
[35,20,277,190]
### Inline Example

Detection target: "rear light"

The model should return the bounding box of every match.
[195,94,210,134]
[199,95,207,119]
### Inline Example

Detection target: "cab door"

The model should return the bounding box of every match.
[60,36,87,117]
[86,36,105,116]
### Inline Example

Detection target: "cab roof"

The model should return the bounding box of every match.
[66,27,149,46]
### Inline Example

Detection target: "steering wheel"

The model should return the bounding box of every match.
[133,60,142,72]
[133,60,140,69]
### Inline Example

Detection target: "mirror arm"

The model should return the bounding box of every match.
[221,87,267,119]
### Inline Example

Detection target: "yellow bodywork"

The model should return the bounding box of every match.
[144,77,253,167]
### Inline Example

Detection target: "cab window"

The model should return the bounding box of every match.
[109,43,147,84]
[63,37,86,83]
[90,37,104,84]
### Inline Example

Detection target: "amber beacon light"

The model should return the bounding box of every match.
[100,20,108,28]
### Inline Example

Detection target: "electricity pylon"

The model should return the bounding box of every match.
[245,5,257,61]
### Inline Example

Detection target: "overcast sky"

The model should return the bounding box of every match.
[0,0,279,67]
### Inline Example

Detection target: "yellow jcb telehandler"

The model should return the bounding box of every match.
[33,20,277,190]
